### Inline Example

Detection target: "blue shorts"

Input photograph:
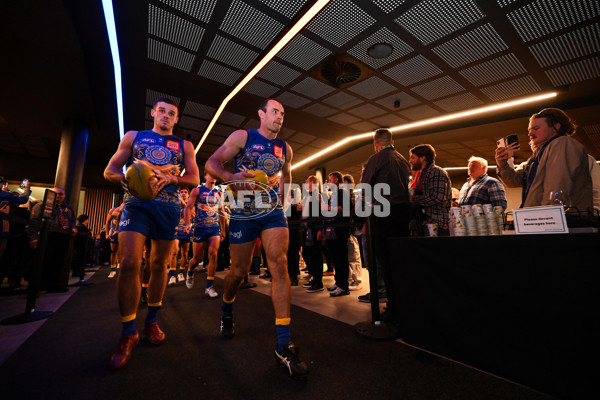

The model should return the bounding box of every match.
[119,202,179,241]
[109,235,118,245]
[229,209,287,244]
[176,230,192,243]
[193,225,220,243]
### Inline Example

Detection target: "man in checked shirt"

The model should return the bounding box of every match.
[458,156,507,211]
[409,144,452,236]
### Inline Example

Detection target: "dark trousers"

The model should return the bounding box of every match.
[287,227,301,281]
[370,204,410,317]
[40,232,72,291]
[328,233,349,290]
[302,241,323,284]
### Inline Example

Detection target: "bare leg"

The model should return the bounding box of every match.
[148,239,172,304]
[223,240,256,301]
[116,231,146,317]
[260,227,290,319]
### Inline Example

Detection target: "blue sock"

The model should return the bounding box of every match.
[145,305,161,325]
[276,324,291,351]
[168,269,175,278]
[187,270,193,277]
[221,301,234,316]
[141,286,147,295]
[206,278,214,289]
[122,319,137,337]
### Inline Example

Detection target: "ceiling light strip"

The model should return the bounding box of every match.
[291,91,558,170]
[194,0,331,155]
[101,0,125,141]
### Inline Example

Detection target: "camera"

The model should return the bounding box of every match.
[20,179,29,188]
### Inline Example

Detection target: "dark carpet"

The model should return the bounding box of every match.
[0,268,555,400]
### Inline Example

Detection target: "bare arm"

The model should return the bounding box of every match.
[279,143,293,203]
[105,210,113,237]
[104,131,137,185]
[179,140,200,188]
[205,130,254,183]
[184,187,198,233]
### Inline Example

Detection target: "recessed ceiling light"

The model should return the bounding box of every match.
[367,43,393,59]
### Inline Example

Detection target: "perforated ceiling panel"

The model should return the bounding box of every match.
[259,0,309,19]
[146,89,180,106]
[347,28,414,70]
[349,120,378,132]
[158,0,217,23]
[220,111,246,127]
[432,24,508,68]
[459,53,527,86]
[179,115,208,132]
[276,91,312,109]
[399,104,439,120]
[528,23,600,68]
[371,113,407,127]
[241,79,279,97]
[545,56,600,86]
[147,39,195,71]
[302,102,337,117]
[321,91,363,109]
[207,35,259,70]
[288,132,315,144]
[257,61,302,86]
[347,76,396,99]
[306,0,375,47]
[372,0,405,13]
[347,103,387,118]
[383,55,442,86]
[496,0,518,6]
[276,35,332,71]
[183,101,215,119]
[507,0,600,42]
[327,113,362,125]
[395,0,485,45]
[291,77,336,99]
[148,5,204,50]
[375,92,420,110]
[410,76,465,101]
[433,92,484,112]
[198,60,242,86]
[220,0,284,49]
[480,76,541,101]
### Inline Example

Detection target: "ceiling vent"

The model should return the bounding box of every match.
[308,54,375,89]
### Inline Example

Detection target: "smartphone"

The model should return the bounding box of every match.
[20,179,28,188]
[506,133,519,146]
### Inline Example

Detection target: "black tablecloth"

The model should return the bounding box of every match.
[389,233,600,399]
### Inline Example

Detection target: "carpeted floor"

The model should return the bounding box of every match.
[0,268,555,399]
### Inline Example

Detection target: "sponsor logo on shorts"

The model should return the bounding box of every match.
[119,219,130,227]
[230,230,242,240]
[252,144,264,151]
[166,140,180,151]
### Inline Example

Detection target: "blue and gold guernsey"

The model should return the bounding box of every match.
[194,185,221,228]
[232,129,286,216]
[126,130,185,208]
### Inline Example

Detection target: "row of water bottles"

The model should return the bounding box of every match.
[449,204,504,236]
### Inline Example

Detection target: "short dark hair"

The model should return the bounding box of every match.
[374,128,392,145]
[77,214,89,224]
[329,171,343,183]
[531,108,577,136]
[152,97,179,115]
[410,144,436,163]
[259,98,282,113]
[343,174,355,185]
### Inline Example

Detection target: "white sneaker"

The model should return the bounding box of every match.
[186,274,194,289]
[205,286,218,298]
[108,271,116,279]
[194,262,204,272]
[327,284,338,292]
[168,276,177,286]
[349,281,362,291]
[177,273,185,282]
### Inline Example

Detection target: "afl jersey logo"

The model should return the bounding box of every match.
[141,138,156,143]
[274,145,283,158]
[252,144,265,151]
[166,140,180,151]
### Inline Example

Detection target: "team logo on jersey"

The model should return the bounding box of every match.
[141,138,156,143]
[166,140,180,151]
[252,144,265,151]
[274,145,283,158]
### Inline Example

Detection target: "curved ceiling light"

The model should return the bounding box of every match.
[194,0,332,155]
[101,0,124,141]
[291,91,558,170]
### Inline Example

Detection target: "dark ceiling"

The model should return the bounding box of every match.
[1,0,599,190]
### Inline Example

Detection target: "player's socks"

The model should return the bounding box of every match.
[110,264,116,272]
[145,303,162,325]
[206,277,214,289]
[168,269,176,278]
[141,285,148,296]
[275,318,291,351]
[187,270,193,277]
[221,297,234,315]
[122,314,137,337]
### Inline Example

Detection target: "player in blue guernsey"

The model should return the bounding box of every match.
[183,172,225,295]
[168,187,192,285]
[205,99,309,379]
[104,98,199,370]
[104,201,123,279]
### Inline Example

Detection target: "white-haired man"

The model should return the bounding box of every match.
[458,156,507,210]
